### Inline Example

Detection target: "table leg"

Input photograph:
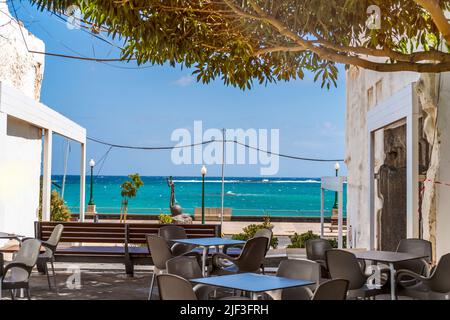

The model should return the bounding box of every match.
[389,263,396,300]
[202,246,208,277]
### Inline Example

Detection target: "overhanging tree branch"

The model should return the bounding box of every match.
[414,0,450,43]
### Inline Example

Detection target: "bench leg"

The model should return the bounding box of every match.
[37,260,46,274]
[125,259,134,277]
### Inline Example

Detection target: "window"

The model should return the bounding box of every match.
[375,80,383,105]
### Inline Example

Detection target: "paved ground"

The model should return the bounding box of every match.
[4,264,245,300]
[1,261,402,300]
[2,266,151,300]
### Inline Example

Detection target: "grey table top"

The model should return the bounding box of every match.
[0,232,23,240]
[191,273,314,293]
[354,250,427,263]
[171,237,245,247]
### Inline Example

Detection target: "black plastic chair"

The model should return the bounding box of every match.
[166,255,216,300]
[146,235,199,300]
[306,238,332,278]
[397,253,450,300]
[158,225,196,256]
[312,279,349,300]
[157,274,198,300]
[395,239,432,284]
[157,273,250,301]
[326,249,383,299]
[0,239,41,300]
[37,224,64,292]
[266,259,321,300]
[223,228,272,254]
[211,237,268,275]
[223,228,273,273]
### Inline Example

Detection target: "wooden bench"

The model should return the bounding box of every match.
[194,207,232,221]
[35,221,221,276]
[125,223,221,275]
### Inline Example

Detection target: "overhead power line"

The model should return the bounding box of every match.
[87,137,217,150]
[87,136,344,162]
[9,1,136,63]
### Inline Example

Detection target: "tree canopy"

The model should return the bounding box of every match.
[30,0,450,89]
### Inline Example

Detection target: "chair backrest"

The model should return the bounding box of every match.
[166,255,203,279]
[326,249,366,290]
[312,279,349,300]
[306,238,332,262]
[14,239,41,268]
[159,225,187,241]
[254,228,273,252]
[157,274,198,300]
[396,238,432,274]
[276,259,321,300]
[45,224,64,247]
[236,237,268,272]
[428,253,450,293]
[127,223,220,245]
[146,235,173,270]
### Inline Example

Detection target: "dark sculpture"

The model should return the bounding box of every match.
[167,176,183,216]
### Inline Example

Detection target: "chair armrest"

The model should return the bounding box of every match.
[2,262,30,276]
[211,252,236,269]
[222,243,244,255]
[193,284,217,300]
[396,269,428,286]
[40,241,56,253]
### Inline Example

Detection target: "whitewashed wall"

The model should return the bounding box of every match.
[0,3,45,238]
[345,67,419,249]
[435,73,450,259]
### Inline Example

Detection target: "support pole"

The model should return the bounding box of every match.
[338,189,343,249]
[320,187,324,237]
[368,131,375,250]
[0,113,7,224]
[220,128,225,231]
[407,95,419,238]
[79,142,86,222]
[61,139,70,199]
[42,129,53,221]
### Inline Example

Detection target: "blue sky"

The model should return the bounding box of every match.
[12,2,347,178]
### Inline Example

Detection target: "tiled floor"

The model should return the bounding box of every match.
[1,262,409,300]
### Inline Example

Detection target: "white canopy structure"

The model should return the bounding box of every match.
[0,82,87,231]
[320,176,347,248]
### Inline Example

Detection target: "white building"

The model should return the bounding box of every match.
[345,65,450,260]
[0,3,86,240]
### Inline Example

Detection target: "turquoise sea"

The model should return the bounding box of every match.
[52,176,346,217]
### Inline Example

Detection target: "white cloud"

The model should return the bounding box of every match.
[172,75,195,87]
[319,121,344,137]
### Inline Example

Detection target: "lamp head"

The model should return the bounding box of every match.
[201,165,207,176]
[334,162,340,171]
[89,159,96,167]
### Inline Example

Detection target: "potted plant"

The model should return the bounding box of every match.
[119,173,144,222]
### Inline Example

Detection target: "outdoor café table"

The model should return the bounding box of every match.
[191,272,315,300]
[0,232,24,242]
[171,237,245,276]
[354,250,428,300]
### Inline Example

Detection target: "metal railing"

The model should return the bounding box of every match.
[68,206,345,217]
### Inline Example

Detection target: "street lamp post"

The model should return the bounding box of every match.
[332,162,340,209]
[88,159,95,206]
[201,165,207,224]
